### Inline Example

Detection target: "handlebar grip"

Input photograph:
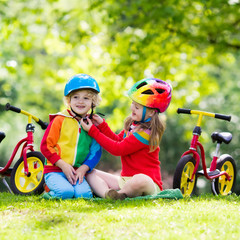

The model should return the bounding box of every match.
[215,113,231,122]
[37,119,49,130]
[5,103,21,113]
[177,108,191,114]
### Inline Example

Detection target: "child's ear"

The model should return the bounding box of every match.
[67,98,71,105]
[148,108,156,117]
[148,109,155,117]
[64,96,71,106]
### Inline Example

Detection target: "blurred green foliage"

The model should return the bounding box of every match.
[0,0,240,193]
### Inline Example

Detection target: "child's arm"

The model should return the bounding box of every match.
[40,116,77,184]
[75,164,90,184]
[92,115,124,141]
[55,159,77,185]
[97,120,124,141]
[81,118,146,156]
[82,139,102,172]
[40,116,63,164]
[75,139,102,184]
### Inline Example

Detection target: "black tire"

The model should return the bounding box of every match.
[173,155,197,197]
[211,154,236,196]
[10,151,45,195]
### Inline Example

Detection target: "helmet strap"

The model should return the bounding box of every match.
[141,106,146,122]
[71,103,104,121]
[143,117,152,123]
[140,106,151,123]
[70,107,83,119]
[71,103,95,120]
[89,103,94,119]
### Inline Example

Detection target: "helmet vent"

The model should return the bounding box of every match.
[136,81,147,89]
[156,79,166,84]
[156,88,165,94]
[142,89,154,95]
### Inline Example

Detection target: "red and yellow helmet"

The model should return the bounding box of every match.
[127,78,172,113]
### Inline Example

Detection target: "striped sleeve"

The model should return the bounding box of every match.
[132,131,150,145]
[82,138,102,172]
[40,116,64,165]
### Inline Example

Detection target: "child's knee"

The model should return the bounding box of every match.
[75,190,93,198]
[74,179,93,198]
[56,187,75,199]
[45,173,75,199]
[131,174,152,189]
[86,169,95,181]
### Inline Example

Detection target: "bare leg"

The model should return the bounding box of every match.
[118,174,156,197]
[86,169,120,198]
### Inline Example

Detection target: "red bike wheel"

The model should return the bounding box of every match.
[173,155,197,197]
[211,155,236,196]
[10,151,45,195]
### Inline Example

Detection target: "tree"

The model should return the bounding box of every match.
[0,0,240,192]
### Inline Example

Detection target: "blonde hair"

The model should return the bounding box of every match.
[64,89,102,109]
[124,110,165,152]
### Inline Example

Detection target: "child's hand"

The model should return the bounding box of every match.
[55,159,76,185]
[92,114,103,126]
[80,117,93,132]
[75,164,89,184]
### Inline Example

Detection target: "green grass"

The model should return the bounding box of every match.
[0,192,240,240]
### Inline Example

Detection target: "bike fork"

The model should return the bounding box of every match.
[210,143,220,171]
[211,179,217,195]
[1,176,13,194]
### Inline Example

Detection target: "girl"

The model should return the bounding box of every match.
[81,78,172,200]
[40,74,102,199]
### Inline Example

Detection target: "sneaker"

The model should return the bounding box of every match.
[105,189,127,200]
[41,191,60,200]
[41,192,52,200]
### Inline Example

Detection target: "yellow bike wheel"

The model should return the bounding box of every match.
[173,155,197,197]
[10,151,45,195]
[212,155,236,196]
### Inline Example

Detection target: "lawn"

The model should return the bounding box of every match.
[0,192,240,240]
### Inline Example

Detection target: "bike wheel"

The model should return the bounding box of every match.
[10,151,45,195]
[173,155,197,197]
[212,155,236,196]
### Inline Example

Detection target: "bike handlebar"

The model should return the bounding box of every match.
[214,113,231,121]
[5,103,21,113]
[5,103,48,130]
[177,108,191,114]
[177,108,231,122]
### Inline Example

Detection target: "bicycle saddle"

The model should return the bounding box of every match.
[211,132,232,144]
[0,132,6,143]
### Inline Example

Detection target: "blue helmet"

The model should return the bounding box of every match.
[64,74,100,96]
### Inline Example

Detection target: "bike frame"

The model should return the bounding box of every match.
[0,131,34,177]
[0,105,47,177]
[179,110,231,182]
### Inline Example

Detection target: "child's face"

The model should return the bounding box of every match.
[70,90,93,117]
[131,101,144,122]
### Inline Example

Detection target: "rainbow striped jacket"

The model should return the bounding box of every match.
[40,109,102,174]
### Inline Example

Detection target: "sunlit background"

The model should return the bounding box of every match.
[0,0,240,194]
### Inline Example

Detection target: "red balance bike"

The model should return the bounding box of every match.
[0,103,48,195]
[173,108,236,197]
